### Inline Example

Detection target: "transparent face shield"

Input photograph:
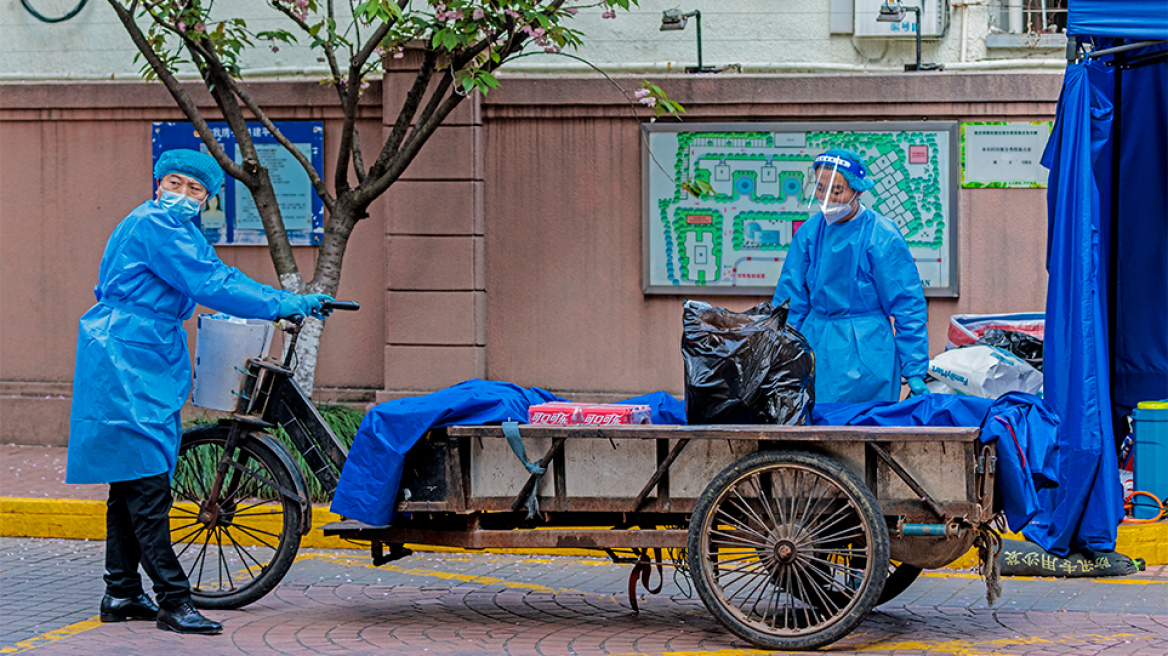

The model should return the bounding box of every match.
[808,161,858,224]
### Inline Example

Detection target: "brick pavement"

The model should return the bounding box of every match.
[1,445,105,500]
[3,537,1168,656]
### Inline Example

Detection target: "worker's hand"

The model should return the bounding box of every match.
[907,376,929,397]
[278,293,335,321]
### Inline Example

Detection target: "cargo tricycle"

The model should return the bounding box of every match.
[169,311,1000,651]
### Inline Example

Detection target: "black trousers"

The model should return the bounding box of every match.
[104,473,190,610]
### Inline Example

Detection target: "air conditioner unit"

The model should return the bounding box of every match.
[854,0,949,39]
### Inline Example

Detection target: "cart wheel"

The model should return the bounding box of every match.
[688,450,889,651]
[170,424,305,610]
[878,563,922,605]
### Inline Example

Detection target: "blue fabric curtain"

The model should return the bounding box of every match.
[1068,0,1168,40]
[1114,44,1168,411]
[1033,60,1124,554]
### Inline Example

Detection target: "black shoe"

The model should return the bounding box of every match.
[156,602,223,635]
[100,592,159,622]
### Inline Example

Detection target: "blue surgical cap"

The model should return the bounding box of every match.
[153,149,225,197]
[814,148,876,192]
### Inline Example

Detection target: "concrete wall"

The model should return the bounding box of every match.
[2,1,1061,81]
[467,72,1059,400]
[0,70,1061,444]
[0,81,386,444]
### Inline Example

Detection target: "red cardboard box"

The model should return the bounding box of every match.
[528,402,588,425]
[580,404,652,426]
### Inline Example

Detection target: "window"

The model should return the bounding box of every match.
[988,0,1068,35]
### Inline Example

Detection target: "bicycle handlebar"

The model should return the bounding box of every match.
[281,299,360,328]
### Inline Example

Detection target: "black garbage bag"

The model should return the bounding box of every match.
[682,299,814,425]
[977,328,1044,371]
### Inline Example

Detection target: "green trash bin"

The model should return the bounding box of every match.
[1132,400,1168,520]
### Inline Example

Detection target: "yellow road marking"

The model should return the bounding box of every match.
[295,552,588,595]
[920,570,1168,584]
[0,617,103,654]
[547,632,1153,656]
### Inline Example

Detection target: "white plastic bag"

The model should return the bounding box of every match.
[927,345,1043,399]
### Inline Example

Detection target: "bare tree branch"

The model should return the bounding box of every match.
[231,83,338,214]
[365,48,438,182]
[107,0,246,181]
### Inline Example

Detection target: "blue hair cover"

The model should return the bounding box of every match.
[153,149,225,197]
[814,148,876,192]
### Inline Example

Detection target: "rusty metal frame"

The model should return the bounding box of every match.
[323,424,993,552]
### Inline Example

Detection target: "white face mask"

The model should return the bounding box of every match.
[820,194,857,224]
[158,189,204,220]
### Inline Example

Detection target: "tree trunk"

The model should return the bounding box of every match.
[282,203,354,397]
[291,317,325,395]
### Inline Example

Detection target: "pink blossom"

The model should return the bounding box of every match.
[601,10,616,19]
[634,88,650,98]
[393,50,405,58]
[639,96,656,107]
[504,8,519,18]
[194,22,205,32]
[177,21,187,32]
[566,7,577,15]
[472,8,485,19]
[271,46,280,53]
[544,45,561,53]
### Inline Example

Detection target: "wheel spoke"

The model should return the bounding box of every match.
[803,554,866,579]
[216,529,235,591]
[220,528,266,578]
[789,560,819,628]
[173,525,208,557]
[230,522,282,550]
[710,528,767,548]
[729,485,771,535]
[714,509,769,542]
[793,558,845,616]
[802,502,860,541]
[809,524,866,546]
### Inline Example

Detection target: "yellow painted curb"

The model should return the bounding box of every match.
[5,496,1168,565]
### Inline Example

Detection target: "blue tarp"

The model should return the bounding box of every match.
[331,381,687,526]
[1067,0,1168,40]
[814,394,1059,539]
[331,380,565,526]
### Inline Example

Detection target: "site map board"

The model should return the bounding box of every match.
[642,122,959,297]
[152,121,325,246]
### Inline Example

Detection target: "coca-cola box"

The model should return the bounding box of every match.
[528,402,588,425]
[528,402,652,426]
[580,404,652,426]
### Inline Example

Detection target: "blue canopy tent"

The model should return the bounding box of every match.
[1031,0,1167,555]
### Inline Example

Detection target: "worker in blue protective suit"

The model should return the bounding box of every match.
[65,149,333,635]
[773,148,930,403]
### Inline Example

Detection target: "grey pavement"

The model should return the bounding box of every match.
[3,536,1168,655]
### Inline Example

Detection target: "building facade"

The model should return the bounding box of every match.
[0,2,1064,444]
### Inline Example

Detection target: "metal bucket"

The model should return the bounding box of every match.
[191,314,275,412]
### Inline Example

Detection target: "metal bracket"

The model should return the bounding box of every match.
[867,442,946,520]
[631,438,690,512]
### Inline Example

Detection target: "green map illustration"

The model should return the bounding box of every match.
[645,126,953,293]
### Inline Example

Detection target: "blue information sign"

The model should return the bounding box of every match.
[152,121,325,246]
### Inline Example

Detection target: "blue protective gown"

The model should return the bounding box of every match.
[66,200,291,485]
[773,205,928,403]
